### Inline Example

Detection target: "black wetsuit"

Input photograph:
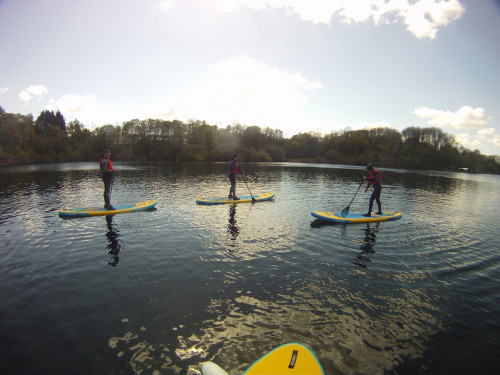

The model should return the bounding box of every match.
[228,159,239,198]
[100,158,114,208]
[366,169,382,214]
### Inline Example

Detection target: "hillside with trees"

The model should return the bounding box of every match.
[1,106,499,173]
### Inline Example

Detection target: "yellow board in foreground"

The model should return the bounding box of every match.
[243,343,324,375]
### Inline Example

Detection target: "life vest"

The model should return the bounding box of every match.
[368,169,381,185]
[229,159,239,175]
[100,158,114,172]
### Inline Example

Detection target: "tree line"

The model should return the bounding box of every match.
[1,106,499,173]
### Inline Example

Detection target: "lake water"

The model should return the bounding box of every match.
[1,161,499,375]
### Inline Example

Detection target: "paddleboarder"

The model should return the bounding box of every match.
[100,149,116,210]
[363,162,382,217]
[228,154,240,200]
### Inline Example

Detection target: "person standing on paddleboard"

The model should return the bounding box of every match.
[100,149,116,210]
[228,154,240,200]
[363,162,382,217]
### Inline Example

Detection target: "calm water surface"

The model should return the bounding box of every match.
[1,162,499,375]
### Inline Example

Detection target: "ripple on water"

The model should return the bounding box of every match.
[2,163,500,375]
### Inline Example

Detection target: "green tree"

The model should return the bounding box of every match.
[34,110,66,136]
[1,107,499,172]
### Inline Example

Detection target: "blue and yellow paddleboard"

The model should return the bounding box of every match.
[58,200,157,218]
[311,210,402,224]
[196,192,275,205]
[201,343,324,375]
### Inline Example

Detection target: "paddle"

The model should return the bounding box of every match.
[341,180,364,217]
[239,169,257,203]
[110,170,116,194]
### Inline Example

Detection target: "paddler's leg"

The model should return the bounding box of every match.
[229,174,238,199]
[103,179,110,207]
[228,174,234,198]
[364,191,375,217]
[232,179,239,200]
[374,187,382,214]
[103,176,115,210]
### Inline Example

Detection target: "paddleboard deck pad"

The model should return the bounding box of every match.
[196,192,275,205]
[202,343,324,375]
[311,210,402,224]
[58,200,157,218]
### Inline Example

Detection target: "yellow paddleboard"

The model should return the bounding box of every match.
[58,200,157,218]
[243,343,324,375]
[196,192,275,205]
[311,210,402,224]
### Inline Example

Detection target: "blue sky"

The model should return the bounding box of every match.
[1,0,500,155]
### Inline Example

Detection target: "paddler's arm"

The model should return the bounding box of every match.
[101,159,113,174]
[363,175,370,192]
[230,162,237,175]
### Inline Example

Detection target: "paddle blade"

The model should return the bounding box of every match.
[341,206,349,217]
[252,197,257,203]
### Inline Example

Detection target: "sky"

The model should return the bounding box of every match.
[1,0,500,155]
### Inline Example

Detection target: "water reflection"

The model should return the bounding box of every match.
[353,223,378,268]
[3,162,499,375]
[310,219,380,268]
[105,215,123,267]
[226,204,240,253]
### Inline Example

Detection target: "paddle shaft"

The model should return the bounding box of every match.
[342,180,364,215]
[348,180,364,206]
[110,171,116,195]
[239,169,257,202]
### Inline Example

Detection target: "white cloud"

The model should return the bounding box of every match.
[55,94,96,113]
[340,0,383,24]
[46,94,120,126]
[476,128,500,147]
[214,0,241,12]
[456,132,481,149]
[18,85,48,103]
[41,57,322,131]
[168,56,322,133]
[490,135,500,147]
[413,105,491,129]
[273,0,343,25]
[218,0,465,39]
[402,0,464,39]
[159,0,175,11]
[46,93,179,127]
[1,87,9,94]
[238,0,343,25]
[456,128,500,150]
[476,127,495,138]
[159,1,465,38]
